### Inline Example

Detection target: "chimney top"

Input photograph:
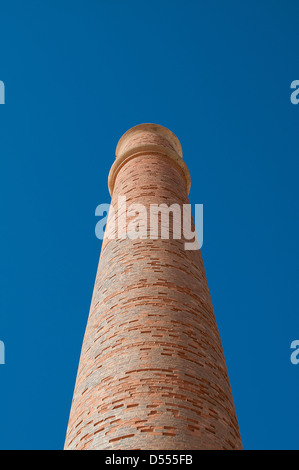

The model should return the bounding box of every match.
[115,123,183,161]
[108,123,190,195]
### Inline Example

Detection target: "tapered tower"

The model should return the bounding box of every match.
[64,124,242,450]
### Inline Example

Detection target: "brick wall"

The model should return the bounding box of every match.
[64,125,242,450]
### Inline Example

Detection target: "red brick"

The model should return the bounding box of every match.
[64,124,242,450]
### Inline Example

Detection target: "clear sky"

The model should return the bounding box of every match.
[0,1,298,450]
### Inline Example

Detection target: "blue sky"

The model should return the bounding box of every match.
[0,1,298,450]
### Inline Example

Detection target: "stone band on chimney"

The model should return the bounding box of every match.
[108,123,191,195]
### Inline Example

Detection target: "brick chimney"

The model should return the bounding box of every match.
[64,124,242,450]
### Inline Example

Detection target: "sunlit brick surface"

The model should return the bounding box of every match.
[64,125,242,450]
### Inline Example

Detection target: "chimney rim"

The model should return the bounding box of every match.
[115,123,183,160]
